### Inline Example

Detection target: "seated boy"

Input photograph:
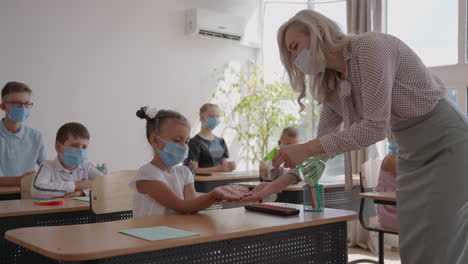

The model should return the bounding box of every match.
[261,126,300,181]
[0,81,47,186]
[278,126,300,146]
[31,122,103,199]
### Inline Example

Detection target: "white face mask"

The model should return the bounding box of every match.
[293,48,326,75]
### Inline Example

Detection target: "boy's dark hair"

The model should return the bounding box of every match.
[56,122,90,144]
[1,81,32,99]
[281,126,299,138]
[199,103,219,114]
[136,107,190,143]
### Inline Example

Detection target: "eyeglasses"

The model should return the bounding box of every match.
[2,101,34,108]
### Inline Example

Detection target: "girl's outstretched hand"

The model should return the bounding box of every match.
[211,185,249,202]
[240,182,272,202]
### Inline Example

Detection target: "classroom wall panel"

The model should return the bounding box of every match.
[0,0,260,171]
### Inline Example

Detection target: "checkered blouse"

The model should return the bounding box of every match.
[316,32,446,188]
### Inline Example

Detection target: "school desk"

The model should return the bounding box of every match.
[0,186,21,200]
[238,175,361,211]
[0,198,90,263]
[194,170,259,192]
[0,197,132,263]
[6,204,356,264]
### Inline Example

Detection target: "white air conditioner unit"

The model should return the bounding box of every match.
[185,8,246,42]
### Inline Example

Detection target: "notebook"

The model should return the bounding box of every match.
[119,226,199,241]
[73,196,90,202]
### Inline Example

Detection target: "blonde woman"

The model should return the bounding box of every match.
[242,9,468,264]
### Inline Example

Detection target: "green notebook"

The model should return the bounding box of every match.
[119,226,199,241]
[73,197,90,202]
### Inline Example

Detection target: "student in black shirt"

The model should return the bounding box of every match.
[186,103,236,173]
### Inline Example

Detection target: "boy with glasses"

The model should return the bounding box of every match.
[0,81,47,186]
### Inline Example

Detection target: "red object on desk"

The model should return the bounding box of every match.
[34,199,65,206]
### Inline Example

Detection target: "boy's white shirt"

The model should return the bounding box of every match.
[31,157,104,199]
[129,163,194,218]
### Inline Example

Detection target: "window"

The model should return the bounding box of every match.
[387,0,458,67]
[262,1,307,84]
[387,0,468,115]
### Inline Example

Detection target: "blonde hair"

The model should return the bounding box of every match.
[278,9,352,109]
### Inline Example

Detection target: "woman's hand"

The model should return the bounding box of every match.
[272,140,324,169]
[272,143,310,169]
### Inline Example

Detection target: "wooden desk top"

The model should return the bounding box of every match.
[238,176,360,191]
[359,192,396,202]
[194,170,259,181]
[0,186,20,195]
[0,198,90,218]
[6,204,356,261]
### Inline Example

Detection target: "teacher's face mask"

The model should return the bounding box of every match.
[293,48,326,76]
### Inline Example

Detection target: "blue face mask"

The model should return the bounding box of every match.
[8,107,30,123]
[62,147,88,167]
[158,136,188,168]
[205,117,220,131]
[388,140,398,155]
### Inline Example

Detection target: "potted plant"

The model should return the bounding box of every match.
[211,61,303,168]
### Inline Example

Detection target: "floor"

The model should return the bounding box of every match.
[349,247,401,263]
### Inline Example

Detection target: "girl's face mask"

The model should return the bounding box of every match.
[157,136,188,168]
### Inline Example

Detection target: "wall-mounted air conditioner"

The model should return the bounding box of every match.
[185,8,247,42]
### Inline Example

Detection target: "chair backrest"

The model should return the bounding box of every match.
[360,159,383,189]
[20,173,36,199]
[90,170,137,215]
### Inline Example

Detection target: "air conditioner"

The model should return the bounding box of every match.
[185,8,246,41]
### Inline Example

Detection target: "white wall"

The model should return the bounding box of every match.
[0,0,260,171]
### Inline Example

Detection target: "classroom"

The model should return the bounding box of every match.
[1,0,467,263]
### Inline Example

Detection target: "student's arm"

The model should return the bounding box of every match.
[195,166,227,173]
[78,163,105,196]
[0,176,23,187]
[86,164,105,180]
[241,172,298,202]
[221,158,236,171]
[136,180,244,214]
[381,154,397,175]
[37,134,48,165]
[31,164,91,199]
[183,183,198,200]
[0,170,36,186]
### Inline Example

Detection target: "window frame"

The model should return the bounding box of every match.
[385,0,468,112]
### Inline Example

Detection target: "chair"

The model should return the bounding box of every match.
[90,170,137,222]
[20,173,36,199]
[350,160,399,264]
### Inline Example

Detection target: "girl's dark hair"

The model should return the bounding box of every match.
[136,107,190,143]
